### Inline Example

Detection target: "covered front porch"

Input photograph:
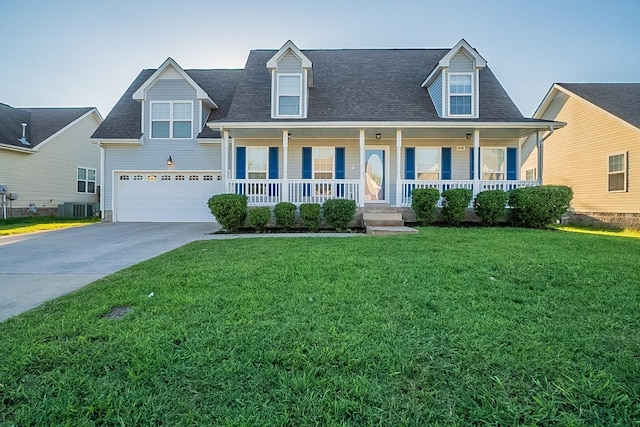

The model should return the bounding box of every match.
[219,124,551,207]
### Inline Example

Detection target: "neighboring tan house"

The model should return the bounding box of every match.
[521,83,640,227]
[0,103,103,218]
[91,39,562,223]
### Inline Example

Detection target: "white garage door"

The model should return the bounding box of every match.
[115,172,224,222]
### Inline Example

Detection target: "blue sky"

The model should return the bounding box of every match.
[1,0,638,117]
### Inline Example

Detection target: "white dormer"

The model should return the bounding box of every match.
[421,39,487,119]
[267,40,313,119]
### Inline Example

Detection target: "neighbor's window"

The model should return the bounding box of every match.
[247,147,268,179]
[151,101,192,139]
[608,153,626,191]
[313,148,334,179]
[449,74,472,116]
[77,167,96,194]
[277,74,302,116]
[481,148,505,180]
[526,168,537,181]
[416,148,440,180]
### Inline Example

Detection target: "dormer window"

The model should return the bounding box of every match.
[277,74,302,116]
[151,101,193,139]
[449,74,473,116]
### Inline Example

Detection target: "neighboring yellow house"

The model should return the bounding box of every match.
[522,83,640,228]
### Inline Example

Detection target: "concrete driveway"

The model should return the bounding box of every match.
[0,222,220,322]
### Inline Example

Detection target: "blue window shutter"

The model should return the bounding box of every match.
[469,147,475,179]
[335,147,345,179]
[236,147,246,179]
[441,147,452,180]
[507,147,517,180]
[302,147,312,179]
[405,147,415,179]
[269,147,279,179]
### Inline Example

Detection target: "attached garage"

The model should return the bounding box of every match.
[114,171,223,222]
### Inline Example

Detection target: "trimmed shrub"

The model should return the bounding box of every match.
[473,190,508,225]
[508,185,573,228]
[300,203,321,232]
[248,207,271,232]
[411,187,440,225]
[441,188,473,226]
[207,194,247,232]
[323,199,356,231]
[274,202,296,230]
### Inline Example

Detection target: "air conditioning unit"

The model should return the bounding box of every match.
[58,203,100,218]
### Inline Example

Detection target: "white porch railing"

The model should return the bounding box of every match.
[229,180,283,206]
[400,180,539,207]
[228,179,360,206]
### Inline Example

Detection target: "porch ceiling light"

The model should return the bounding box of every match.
[375,133,381,139]
[466,133,472,140]
[167,156,173,166]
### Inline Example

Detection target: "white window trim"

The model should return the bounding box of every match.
[246,147,269,180]
[447,72,474,118]
[77,166,97,194]
[312,147,335,179]
[480,147,506,180]
[415,147,441,180]
[149,100,194,140]
[274,73,304,119]
[608,152,627,192]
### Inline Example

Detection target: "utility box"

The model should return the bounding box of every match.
[0,184,7,193]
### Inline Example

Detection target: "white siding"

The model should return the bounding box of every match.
[449,51,474,72]
[277,52,303,73]
[0,113,101,210]
[428,73,443,116]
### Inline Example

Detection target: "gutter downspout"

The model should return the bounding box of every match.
[537,125,555,185]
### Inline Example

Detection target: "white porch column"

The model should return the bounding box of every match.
[282,130,289,202]
[537,131,544,185]
[473,129,480,197]
[359,129,366,207]
[395,129,402,207]
[223,130,229,191]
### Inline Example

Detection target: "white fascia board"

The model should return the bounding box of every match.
[266,40,312,69]
[0,143,36,153]
[213,120,566,130]
[197,138,222,144]
[36,108,103,151]
[132,58,217,108]
[90,138,143,146]
[532,84,562,119]
[421,66,444,88]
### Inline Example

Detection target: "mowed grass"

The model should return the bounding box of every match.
[1,228,639,426]
[0,216,98,236]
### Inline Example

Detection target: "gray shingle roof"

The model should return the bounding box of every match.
[217,48,527,123]
[558,83,640,130]
[91,69,243,140]
[0,103,94,149]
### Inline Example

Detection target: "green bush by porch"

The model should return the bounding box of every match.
[299,203,321,232]
[274,202,297,230]
[207,194,248,232]
[509,185,573,228]
[441,188,473,225]
[248,207,271,232]
[411,187,440,225]
[322,199,356,231]
[473,190,509,225]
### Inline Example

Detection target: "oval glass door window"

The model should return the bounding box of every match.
[365,153,383,200]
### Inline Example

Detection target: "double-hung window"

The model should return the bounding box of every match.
[277,74,302,116]
[416,148,440,180]
[246,147,268,195]
[481,148,505,180]
[608,153,626,192]
[151,101,192,139]
[77,167,96,194]
[313,148,334,195]
[449,74,473,116]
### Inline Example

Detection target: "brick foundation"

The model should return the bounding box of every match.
[568,211,640,230]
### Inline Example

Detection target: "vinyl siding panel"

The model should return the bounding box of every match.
[540,91,569,121]
[449,51,474,72]
[428,74,443,116]
[0,113,101,210]
[277,52,303,73]
[541,94,640,213]
[102,142,222,211]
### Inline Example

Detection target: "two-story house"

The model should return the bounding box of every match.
[91,40,562,223]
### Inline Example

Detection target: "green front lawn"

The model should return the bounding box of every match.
[0,216,99,236]
[1,228,638,425]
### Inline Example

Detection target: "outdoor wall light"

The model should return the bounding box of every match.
[466,133,472,140]
[375,133,381,139]
[167,156,173,166]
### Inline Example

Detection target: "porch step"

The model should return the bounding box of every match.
[366,226,419,236]
[363,212,404,227]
